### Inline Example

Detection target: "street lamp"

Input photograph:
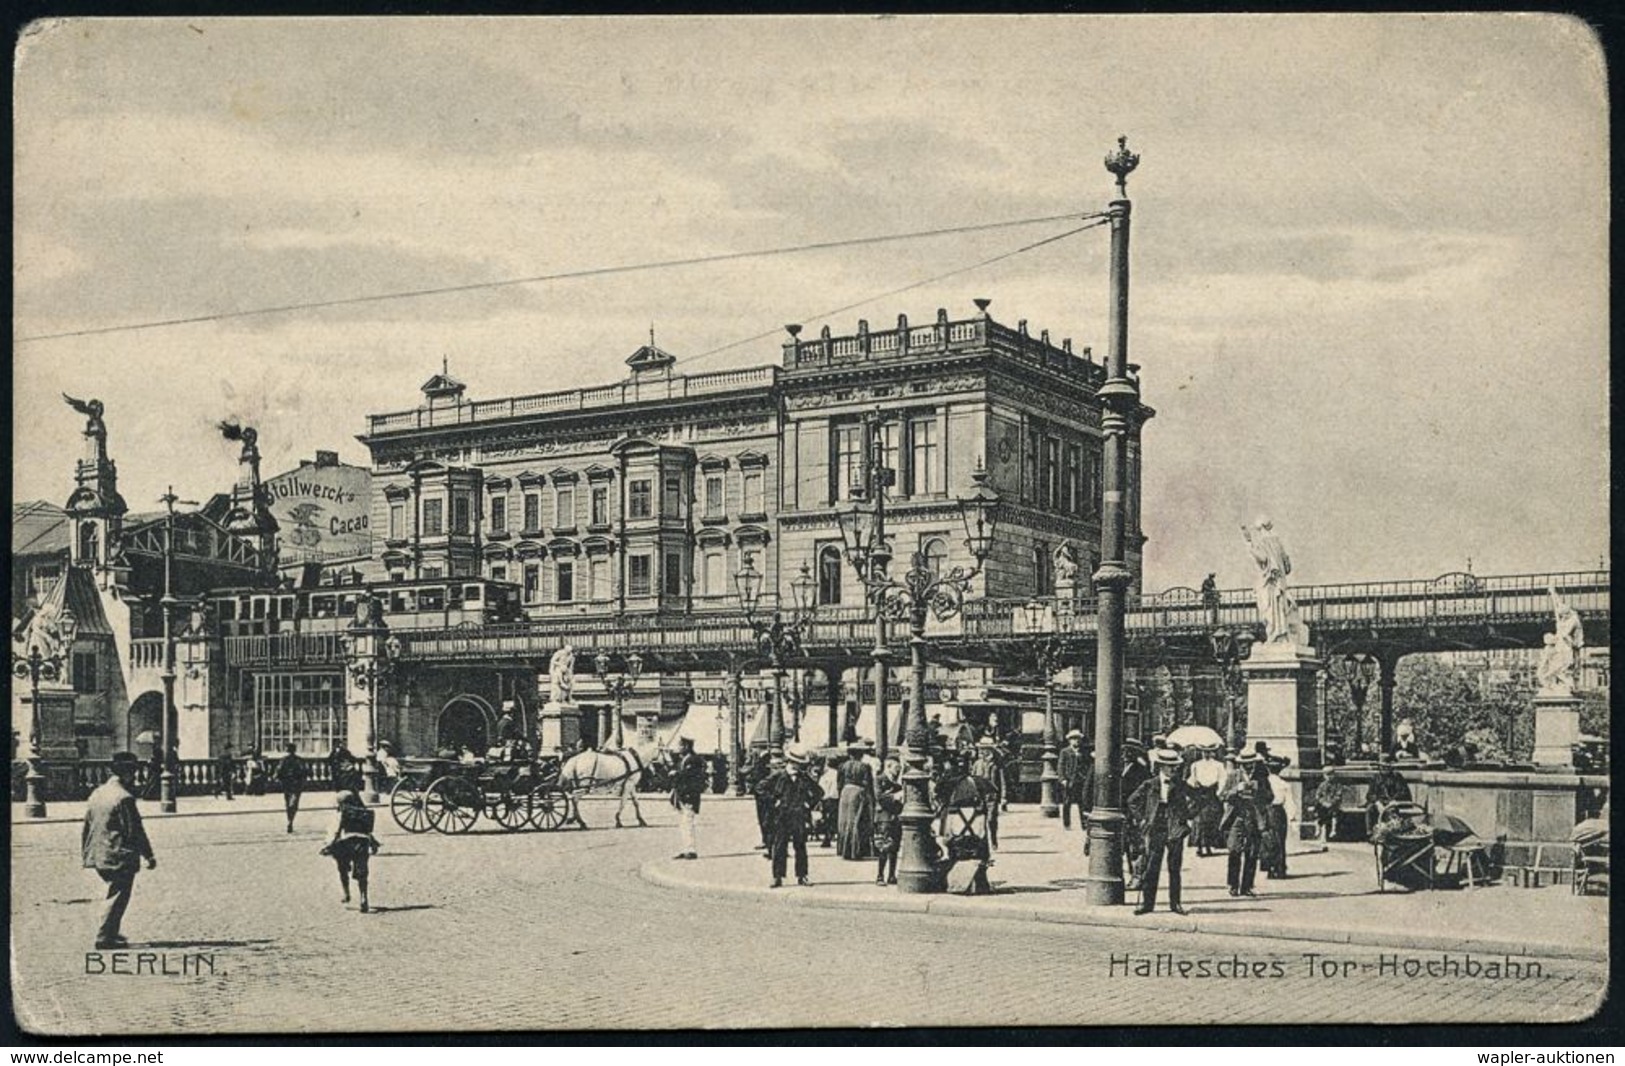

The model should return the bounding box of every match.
[342,627,402,803]
[594,651,644,749]
[1210,626,1257,750]
[840,460,1000,894]
[1022,599,1074,818]
[158,487,198,814]
[12,609,77,818]
[735,559,818,763]
[1327,653,1378,759]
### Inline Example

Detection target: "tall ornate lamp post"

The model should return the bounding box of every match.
[1022,599,1074,818]
[1083,135,1146,906]
[13,609,77,818]
[1327,653,1378,758]
[736,559,818,764]
[1210,627,1257,750]
[840,465,999,893]
[593,651,643,749]
[158,486,197,814]
[343,628,402,803]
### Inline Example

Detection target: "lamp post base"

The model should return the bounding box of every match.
[894,757,943,894]
[1039,747,1061,817]
[361,762,382,805]
[159,771,177,814]
[23,761,47,819]
[1084,807,1126,906]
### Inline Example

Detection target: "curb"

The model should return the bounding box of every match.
[638,860,1607,963]
[10,798,388,827]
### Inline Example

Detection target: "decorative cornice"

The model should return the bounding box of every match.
[548,467,580,484]
[383,484,413,502]
[697,453,730,471]
[737,450,770,469]
[483,474,513,490]
[584,464,616,482]
[517,470,547,487]
[582,535,617,555]
[514,540,547,560]
[695,527,731,548]
[735,524,771,546]
[547,537,582,557]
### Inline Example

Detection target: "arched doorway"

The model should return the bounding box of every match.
[437,695,495,756]
[127,691,164,755]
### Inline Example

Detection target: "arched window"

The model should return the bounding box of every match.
[78,523,98,563]
[817,545,843,606]
[922,537,948,577]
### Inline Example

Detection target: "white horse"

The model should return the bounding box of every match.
[557,735,661,828]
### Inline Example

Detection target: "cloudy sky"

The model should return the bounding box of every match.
[12,15,1608,591]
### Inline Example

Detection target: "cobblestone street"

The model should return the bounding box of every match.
[11,798,1607,1035]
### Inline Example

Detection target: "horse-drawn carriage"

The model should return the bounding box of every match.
[389,751,573,834]
[388,739,662,834]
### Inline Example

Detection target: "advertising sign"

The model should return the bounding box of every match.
[265,453,372,562]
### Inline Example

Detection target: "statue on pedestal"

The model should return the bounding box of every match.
[1536,588,1586,697]
[1053,541,1081,586]
[1242,516,1306,645]
[548,644,576,705]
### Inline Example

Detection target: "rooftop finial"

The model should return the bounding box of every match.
[1104,135,1140,198]
[650,324,656,348]
[442,354,449,376]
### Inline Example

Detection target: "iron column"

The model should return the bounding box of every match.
[1085,137,1140,906]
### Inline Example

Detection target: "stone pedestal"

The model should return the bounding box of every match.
[1240,641,1323,770]
[1531,692,1581,767]
[539,701,582,755]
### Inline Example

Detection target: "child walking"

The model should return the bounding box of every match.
[873,760,903,886]
[321,790,381,912]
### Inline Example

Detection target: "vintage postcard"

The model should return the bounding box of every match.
[10,14,1609,1036]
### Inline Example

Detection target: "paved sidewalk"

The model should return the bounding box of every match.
[642,804,1608,962]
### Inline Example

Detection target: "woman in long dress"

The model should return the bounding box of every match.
[836,742,875,860]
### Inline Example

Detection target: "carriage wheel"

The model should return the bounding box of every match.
[389,775,432,834]
[424,776,481,834]
[527,784,571,831]
[491,786,534,831]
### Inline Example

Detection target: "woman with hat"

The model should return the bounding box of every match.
[1186,746,1227,857]
[836,740,875,861]
[321,789,381,912]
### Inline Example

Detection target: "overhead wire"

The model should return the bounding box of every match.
[674,217,1110,370]
[16,210,1108,344]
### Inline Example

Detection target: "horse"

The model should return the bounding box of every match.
[557,735,662,828]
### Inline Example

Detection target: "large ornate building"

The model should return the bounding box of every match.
[335,303,1150,756]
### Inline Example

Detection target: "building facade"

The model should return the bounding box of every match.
[332,304,1150,757]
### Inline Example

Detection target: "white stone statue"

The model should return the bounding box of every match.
[1536,588,1586,697]
[1053,541,1081,586]
[548,644,576,705]
[1242,516,1306,645]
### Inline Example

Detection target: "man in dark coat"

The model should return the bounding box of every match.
[747,748,775,851]
[82,752,157,949]
[1121,740,1151,888]
[669,737,706,860]
[765,749,824,888]
[1129,748,1194,915]
[1057,730,1092,832]
[274,742,307,833]
[213,744,236,801]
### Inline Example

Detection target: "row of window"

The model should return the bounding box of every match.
[491,548,748,605]
[1031,432,1102,516]
[832,416,939,502]
[388,472,770,541]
